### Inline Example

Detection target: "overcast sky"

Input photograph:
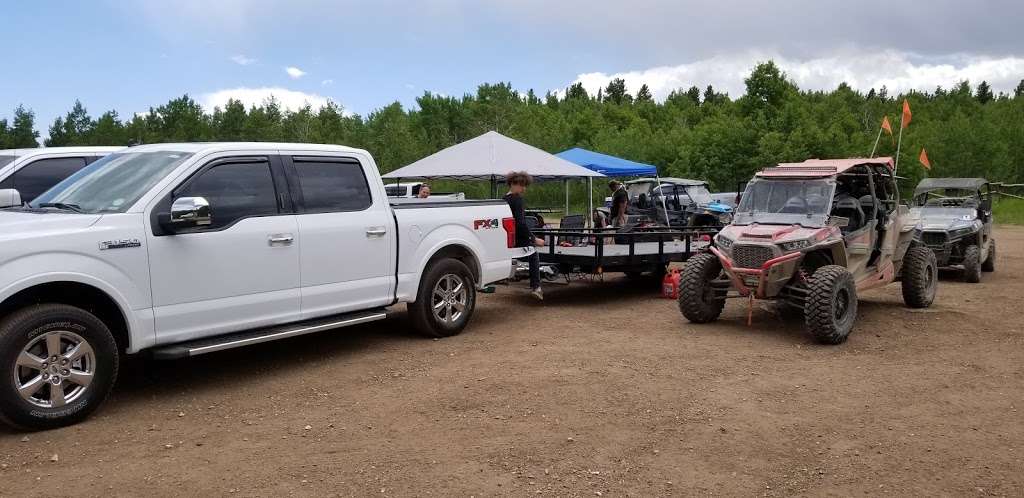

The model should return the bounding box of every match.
[2,0,1022,138]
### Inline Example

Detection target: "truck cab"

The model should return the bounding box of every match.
[0,147,123,203]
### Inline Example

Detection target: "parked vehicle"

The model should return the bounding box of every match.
[0,142,527,430]
[0,147,123,203]
[910,178,995,282]
[678,158,937,344]
[385,181,465,200]
[624,178,732,227]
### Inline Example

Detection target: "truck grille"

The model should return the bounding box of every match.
[922,231,947,246]
[732,244,774,269]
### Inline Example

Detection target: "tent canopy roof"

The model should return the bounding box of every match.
[382,131,604,181]
[555,147,658,177]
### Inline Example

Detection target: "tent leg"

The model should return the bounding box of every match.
[564,179,569,217]
[588,177,593,228]
[490,175,497,198]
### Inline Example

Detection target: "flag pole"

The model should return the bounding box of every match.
[869,125,884,158]
[894,115,905,174]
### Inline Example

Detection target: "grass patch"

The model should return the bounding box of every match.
[994,196,1024,225]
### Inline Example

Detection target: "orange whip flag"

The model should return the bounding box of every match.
[901,99,912,128]
[881,116,894,144]
[919,148,931,170]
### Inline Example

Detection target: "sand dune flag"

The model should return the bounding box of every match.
[902,99,913,128]
[919,148,931,170]
[881,116,894,144]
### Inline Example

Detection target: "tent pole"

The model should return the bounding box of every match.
[656,173,671,228]
[588,177,593,228]
[564,179,569,217]
[490,175,497,198]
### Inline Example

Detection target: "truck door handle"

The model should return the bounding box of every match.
[366,227,387,238]
[268,234,294,246]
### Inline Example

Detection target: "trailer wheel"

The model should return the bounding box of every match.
[677,253,725,323]
[804,265,857,345]
[901,246,938,308]
[981,240,996,273]
[408,258,477,338]
[962,244,982,283]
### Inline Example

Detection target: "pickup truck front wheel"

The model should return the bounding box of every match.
[409,259,477,338]
[0,304,119,430]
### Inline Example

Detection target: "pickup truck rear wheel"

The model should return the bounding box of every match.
[0,304,119,430]
[962,244,982,283]
[409,258,477,338]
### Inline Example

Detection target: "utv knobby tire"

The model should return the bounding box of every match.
[677,253,725,323]
[804,265,857,345]
[981,240,996,273]
[901,246,938,308]
[0,304,119,431]
[962,244,982,283]
[408,258,477,338]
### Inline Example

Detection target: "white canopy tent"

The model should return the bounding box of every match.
[382,131,605,219]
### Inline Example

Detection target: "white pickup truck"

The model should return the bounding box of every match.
[0,142,527,429]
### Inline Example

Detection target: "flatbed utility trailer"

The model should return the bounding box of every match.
[532,226,719,277]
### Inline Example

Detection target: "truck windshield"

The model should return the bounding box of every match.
[31,151,194,213]
[683,185,714,205]
[734,178,835,227]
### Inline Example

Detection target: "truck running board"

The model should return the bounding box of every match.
[150,310,388,360]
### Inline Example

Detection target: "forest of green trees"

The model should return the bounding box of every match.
[2,61,1022,196]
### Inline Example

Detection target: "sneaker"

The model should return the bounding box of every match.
[530,287,544,301]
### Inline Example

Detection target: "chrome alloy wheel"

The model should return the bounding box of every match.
[432,274,468,324]
[14,331,95,408]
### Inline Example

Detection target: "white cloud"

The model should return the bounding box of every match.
[321,79,334,86]
[200,87,333,112]
[231,54,257,66]
[285,66,307,79]
[562,50,1024,101]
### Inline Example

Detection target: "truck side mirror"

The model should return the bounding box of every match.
[0,189,23,209]
[164,196,212,230]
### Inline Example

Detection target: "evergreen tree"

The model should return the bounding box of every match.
[89,111,126,145]
[635,84,653,103]
[1015,79,1024,98]
[604,78,630,105]
[975,81,994,104]
[0,118,9,149]
[565,82,589,101]
[685,86,701,105]
[10,105,39,148]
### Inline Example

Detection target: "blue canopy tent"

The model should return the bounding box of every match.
[556,148,675,226]
[555,148,658,177]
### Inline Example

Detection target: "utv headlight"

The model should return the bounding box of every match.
[780,239,812,252]
[715,234,734,249]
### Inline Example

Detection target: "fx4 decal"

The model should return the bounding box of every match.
[474,218,500,230]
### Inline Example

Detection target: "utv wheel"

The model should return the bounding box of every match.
[981,240,996,273]
[408,258,477,338]
[901,246,938,308]
[677,253,726,323]
[962,244,982,283]
[804,265,858,345]
[0,304,119,430]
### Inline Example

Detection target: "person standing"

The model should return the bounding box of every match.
[504,171,546,300]
[609,180,628,227]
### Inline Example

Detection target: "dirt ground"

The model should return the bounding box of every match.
[1,227,1022,497]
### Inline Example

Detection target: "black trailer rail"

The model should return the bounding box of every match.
[531,225,720,275]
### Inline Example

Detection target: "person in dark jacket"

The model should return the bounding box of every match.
[609,180,628,227]
[504,171,546,300]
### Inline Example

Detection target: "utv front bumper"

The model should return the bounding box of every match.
[710,246,802,299]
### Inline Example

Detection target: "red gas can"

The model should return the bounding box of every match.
[662,269,682,299]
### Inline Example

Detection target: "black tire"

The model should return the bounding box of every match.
[901,245,938,308]
[804,265,857,345]
[981,240,996,273]
[408,258,477,338]
[0,304,119,430]
[962,244,982,283]
[677,253,726,323]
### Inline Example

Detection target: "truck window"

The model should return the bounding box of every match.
[292,158,372,212]
[8,157,88,201]
[180,160,279,229]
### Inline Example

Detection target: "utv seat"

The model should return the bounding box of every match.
[832,196,864,234]
[780,197,808,214]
